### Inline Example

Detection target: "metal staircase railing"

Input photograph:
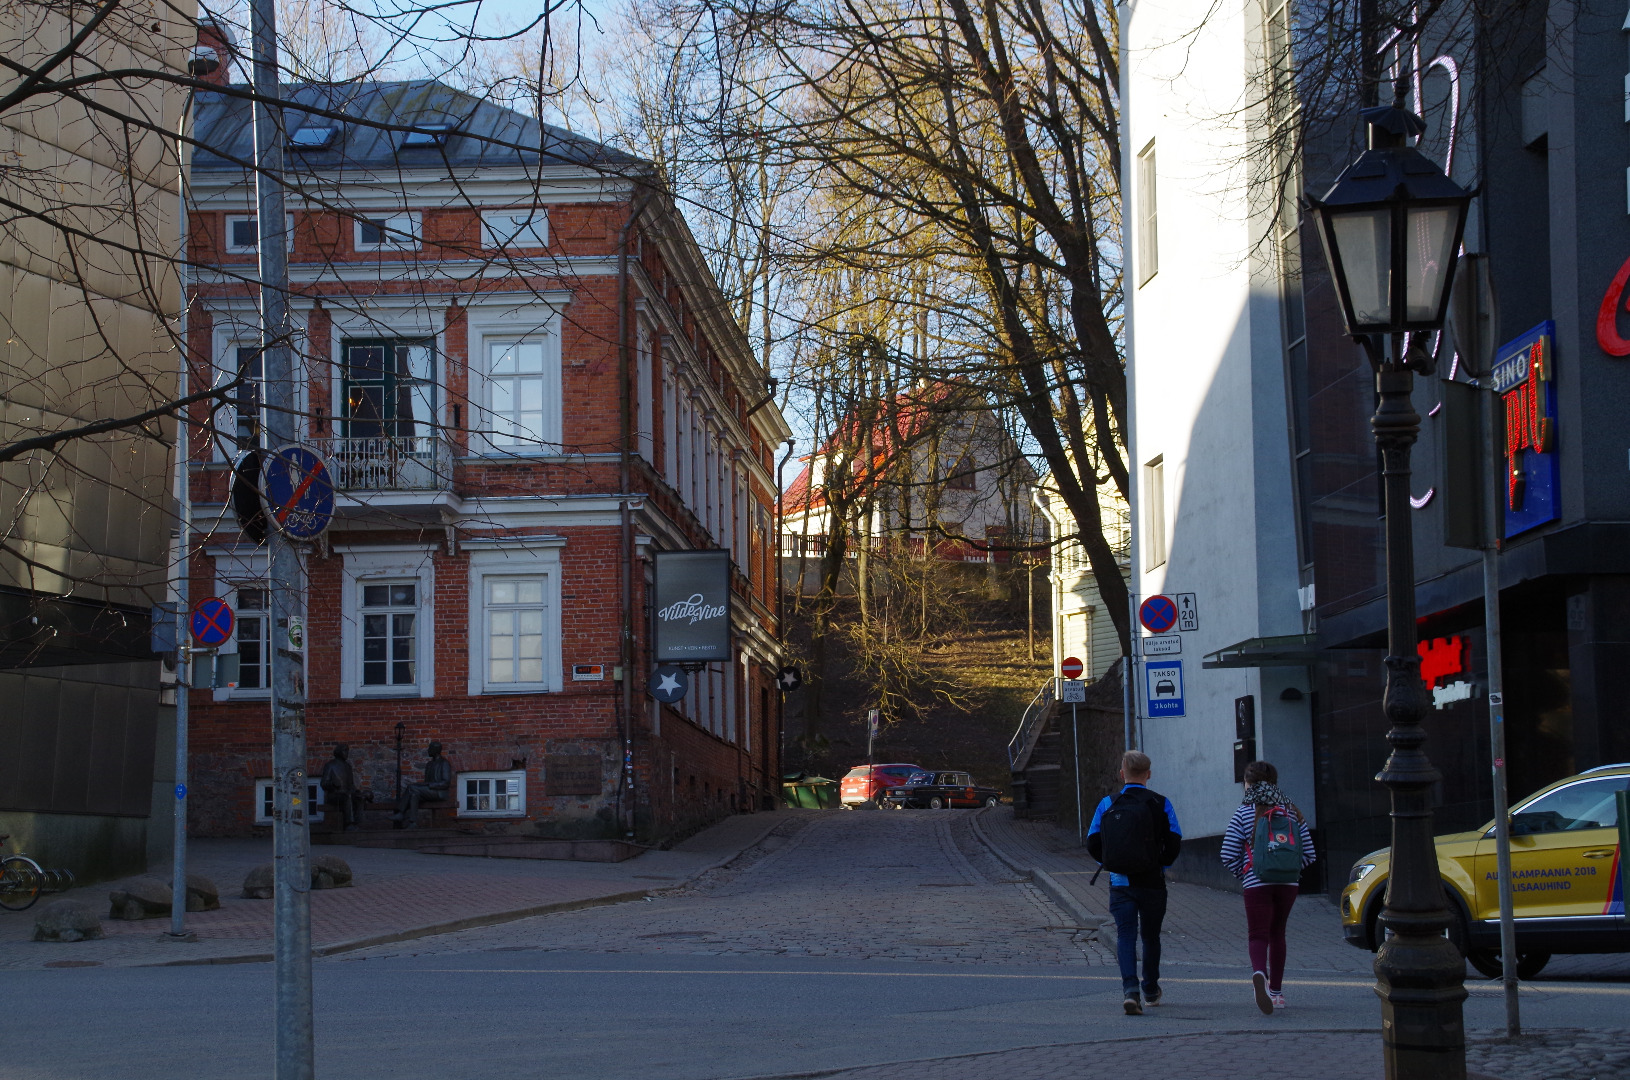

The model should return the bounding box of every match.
[1007,678,1058,773]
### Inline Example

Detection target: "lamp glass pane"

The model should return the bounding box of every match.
[1328,208,1392,328]
[1404,204,1460,324]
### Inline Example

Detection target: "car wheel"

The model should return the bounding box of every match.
[929,797,945,809]
[1517,951,1552,979]
[1464,948,1503,979]
[984,796,999,807]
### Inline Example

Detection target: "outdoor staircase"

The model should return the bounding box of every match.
[1008,680,1063,820]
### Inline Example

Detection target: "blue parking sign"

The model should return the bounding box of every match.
[1145,660,1185,717]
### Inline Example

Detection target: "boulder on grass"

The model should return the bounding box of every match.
[185,874,220,912]
[108,875,172,920]
[242,863,274,900]
[34,899,105,942]
[311,854,353,890]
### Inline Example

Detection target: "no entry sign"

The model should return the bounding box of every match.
[190,596,235,646]
[1139,595,1178,634]
[1060,656,1085,679]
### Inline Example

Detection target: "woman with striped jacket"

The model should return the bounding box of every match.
[1219,760,1316,1015]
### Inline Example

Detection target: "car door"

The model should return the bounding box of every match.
[1472,776,1627,922]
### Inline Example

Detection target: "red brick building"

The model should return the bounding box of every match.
[181,73,788,841]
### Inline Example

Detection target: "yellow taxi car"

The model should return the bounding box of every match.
[1341,763,1629,978]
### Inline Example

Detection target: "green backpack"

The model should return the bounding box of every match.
[1250,805,1303,884]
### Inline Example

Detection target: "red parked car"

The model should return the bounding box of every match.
[840,763,925,806]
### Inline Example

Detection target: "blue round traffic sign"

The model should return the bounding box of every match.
[190,596,235,646]
[262,444,335,541]
[1139,594,1178,634]
[650,665,689,703]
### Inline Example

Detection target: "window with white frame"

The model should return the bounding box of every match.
[484,577,547,688]
[224,213,294,254]
[1143,455,1167,569]
[355,213,420,251]
[229,344,264,452]
[235,586,271,691]
[254,778,323,825]
[459,771,525,816]
[361,581,419,688]
[485,339,559,449]
[1136,141,1158,285]
[481,210,548,250]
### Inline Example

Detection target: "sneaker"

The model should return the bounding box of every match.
[1144,989,1163,1007]
[1252,971,1273,1015]
[1123,993,1143,1016]
[1270,991,1286,1010]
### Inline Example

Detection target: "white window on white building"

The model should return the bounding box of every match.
[235,586,271,692]
[458,771,526,817]
[1137,141,1158,285]
[484,577,547,688]
[254,778,323,825]
[485,338,560,450]
[361,582,419,688]
[467,546,563,695]
[355,213,421,252]
[1143,455,1167,569]
[481,210,548,249]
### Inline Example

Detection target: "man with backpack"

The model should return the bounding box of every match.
[1219,760,1317,1014]
[1086,750,1183,1015]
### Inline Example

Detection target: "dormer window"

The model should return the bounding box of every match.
[400,124,453,149]
[289,126,337,150]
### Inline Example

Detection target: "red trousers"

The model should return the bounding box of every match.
[1243,884,1299,991]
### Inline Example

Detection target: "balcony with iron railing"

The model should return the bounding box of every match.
[313,435,456,519]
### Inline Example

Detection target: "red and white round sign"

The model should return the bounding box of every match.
[1060,656,1085,679]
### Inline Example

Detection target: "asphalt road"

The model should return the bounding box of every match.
[8,813,1628,1080]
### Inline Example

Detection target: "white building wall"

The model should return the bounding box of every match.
[1123,0,1312,846]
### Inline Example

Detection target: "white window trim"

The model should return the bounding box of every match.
[254,778,324,825]
[481,209,548,250]
[456,769,528,818]
[210,548,307,702]
[209,316,310,462]
[338,547,437,699]
[466,308,564,456]
[325,308,445,439]
[354,212,422,252]
[224,212,294,254]
[466,543,565,696]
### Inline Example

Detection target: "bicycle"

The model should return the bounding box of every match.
[1,834,45,911]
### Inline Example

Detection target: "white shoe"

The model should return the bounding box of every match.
[1270,991,1286,1010]
[1252,971,1273,1015]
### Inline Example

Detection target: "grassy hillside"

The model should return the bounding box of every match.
[782,564,1051,792]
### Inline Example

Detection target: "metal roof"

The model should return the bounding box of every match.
[191,80,646,176]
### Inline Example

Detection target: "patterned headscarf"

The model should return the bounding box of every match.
[1243,781,1293,807]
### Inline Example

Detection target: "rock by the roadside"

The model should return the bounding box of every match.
[33,899,105,942]
[311,854,353,890]
[107,875,173,920]
[185,874,220,912]
[241,863,275,899]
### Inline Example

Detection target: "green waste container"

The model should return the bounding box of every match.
[781,776,839,809]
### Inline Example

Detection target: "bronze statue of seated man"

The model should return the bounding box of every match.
[318,743,373,831]
[392,741,451,829]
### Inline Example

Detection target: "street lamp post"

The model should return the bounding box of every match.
[1307,105,1473,1080]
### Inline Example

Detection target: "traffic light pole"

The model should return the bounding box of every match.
[249,1,314,1074]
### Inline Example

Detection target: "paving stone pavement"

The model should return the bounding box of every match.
[344,809,1094,965]
[0,809,794,969]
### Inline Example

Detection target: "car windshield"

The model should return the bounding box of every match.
[904,772,933,785]
[843,767,870,779]
[1510,776,1627,834]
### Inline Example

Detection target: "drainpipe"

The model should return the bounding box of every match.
[617,186,653,840]
[775,438,795,782]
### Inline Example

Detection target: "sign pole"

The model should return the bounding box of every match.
[1072,701,1083,844]
[249,0,314,1072]
[168,384,192,942]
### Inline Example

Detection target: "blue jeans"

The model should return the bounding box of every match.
[1109,885,1168,997]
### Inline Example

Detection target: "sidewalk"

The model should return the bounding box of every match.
[0,810,801,970]
[971,807,1365,974]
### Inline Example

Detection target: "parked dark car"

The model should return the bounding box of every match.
[840,763,925,806]
[880,770,1002,809]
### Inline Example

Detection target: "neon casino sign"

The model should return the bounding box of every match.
[1489,321,1559,537]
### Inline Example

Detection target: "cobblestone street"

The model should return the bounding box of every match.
[8,808,1630,1080]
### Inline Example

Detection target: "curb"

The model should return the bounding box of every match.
[133,812,804,968]
[969,809,1104,931]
